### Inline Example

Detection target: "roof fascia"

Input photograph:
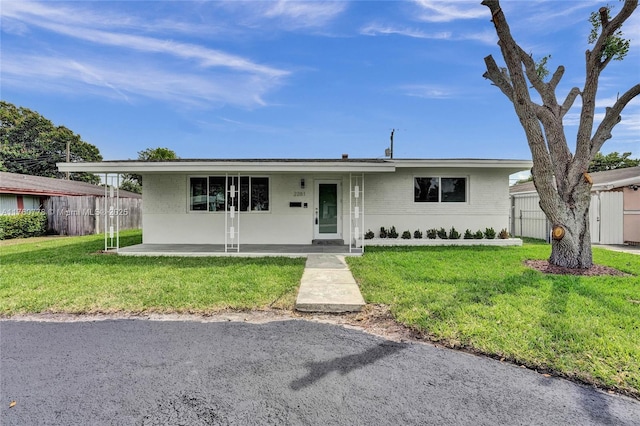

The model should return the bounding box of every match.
[392,159,533,170]
[57,161,396,174]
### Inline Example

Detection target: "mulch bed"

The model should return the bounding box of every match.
[524,260,630,276]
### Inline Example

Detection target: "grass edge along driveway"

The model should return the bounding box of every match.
[346,243,640,398]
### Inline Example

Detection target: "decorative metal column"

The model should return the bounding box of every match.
[104,173,120,252]
[225,173,240,253]
[349,173,364,253]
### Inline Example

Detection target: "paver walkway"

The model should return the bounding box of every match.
[295,254,365,312]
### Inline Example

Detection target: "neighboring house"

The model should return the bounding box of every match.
[510,166,640,245]
[58,157,531,250]
[0,171,142,235]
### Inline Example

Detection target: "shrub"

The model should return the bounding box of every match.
[0,212,47,240]
[413,229,423,239]
[379,227,387,238]
[474,230,484,239]
[401,230,411,239]
[484,227,496,239]
[499,228,510,239]
[449,227,461,239]
[426,228,437,239]
[464,229,474,239]
[364,229,375,240]
[436,227,448,239]
[388,226,399,239]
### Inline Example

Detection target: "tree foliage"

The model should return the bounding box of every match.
[120,147,179,193]
[589,151,640,172]
[481,0,639,268]
[0,101,102,183]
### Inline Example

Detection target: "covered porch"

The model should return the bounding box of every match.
[116,243,362,257]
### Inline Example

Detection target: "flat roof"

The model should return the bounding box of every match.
[57,158,533,174]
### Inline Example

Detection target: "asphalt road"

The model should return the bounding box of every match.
[1,318,639,425]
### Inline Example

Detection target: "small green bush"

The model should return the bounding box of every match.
[474,230,484,239]
[0,212,47,240]
[449,227,461,239]
[401,230,411,239]
[464,229,474,239]
[484,227,496,239]
[413,229,423,239]
[379,227,388,238]
[364,229,375,240]
[388,226,399,239]
[426,228,437,239]
[436,227,448,239]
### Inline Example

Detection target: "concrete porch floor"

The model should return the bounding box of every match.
[116,243,363,257]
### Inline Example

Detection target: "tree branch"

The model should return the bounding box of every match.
[482,55,514,101]
[591,83,640,155]
[560,87,581,118]
[590,0,637,69]
[548,66,565,92]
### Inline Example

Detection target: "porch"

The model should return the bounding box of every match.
[117,243,362,257]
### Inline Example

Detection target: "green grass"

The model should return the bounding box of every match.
[0,231,305,314]
[347,243,640,397]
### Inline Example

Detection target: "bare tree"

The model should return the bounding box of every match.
[482,0,639,268]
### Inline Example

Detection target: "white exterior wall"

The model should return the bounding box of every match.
[142,173,318,244]
[141,168,513,245]
[363,168,511,235]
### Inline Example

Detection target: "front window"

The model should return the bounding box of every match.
[414,177,466,203]
[190,177,207,211]
[190,176,270,212]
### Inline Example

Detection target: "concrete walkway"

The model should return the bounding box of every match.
[295,254,365,313]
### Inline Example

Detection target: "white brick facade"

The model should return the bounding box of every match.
[141,167,513,245]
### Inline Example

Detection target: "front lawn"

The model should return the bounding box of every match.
[0,231,304,314]
[347,243,640,397]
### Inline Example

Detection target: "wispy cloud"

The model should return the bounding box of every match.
[361,22,495,45]
[412,0,488,23]
[400,84,459,99]
[360,23,451,40]
[0,1,290,108]
[1,53,279,108]
[216,0,347,31]
[263,0,347,29]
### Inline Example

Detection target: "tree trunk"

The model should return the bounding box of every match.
[547,194,593,268]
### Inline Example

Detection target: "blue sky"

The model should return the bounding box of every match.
[2,0,639,182]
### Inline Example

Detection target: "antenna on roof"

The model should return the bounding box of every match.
[385,129,397,159]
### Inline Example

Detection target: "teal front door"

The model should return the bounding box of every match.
[315,181,341,239]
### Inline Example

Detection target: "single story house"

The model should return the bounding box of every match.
[510,166,640,245]
[0,171,142,235]
[58,157,531,252]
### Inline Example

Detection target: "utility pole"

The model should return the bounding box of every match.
[66,140,70,180]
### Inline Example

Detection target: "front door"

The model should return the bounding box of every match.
[314,181,341,239]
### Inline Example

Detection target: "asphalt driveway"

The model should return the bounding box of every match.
[1,318,638,425]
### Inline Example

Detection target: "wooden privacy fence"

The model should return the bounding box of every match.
[45,196,142,236]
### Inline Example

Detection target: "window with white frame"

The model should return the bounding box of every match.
[414,177,466,203]
[189,176,269,212]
